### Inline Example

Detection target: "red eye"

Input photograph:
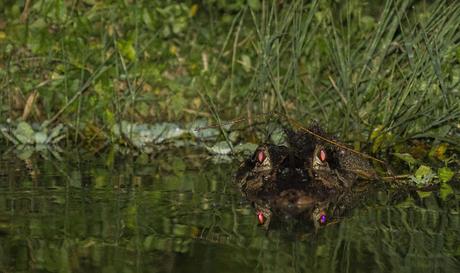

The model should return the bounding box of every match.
[257,150,266,163]
[319,150,327,162]
[257,211,265,224]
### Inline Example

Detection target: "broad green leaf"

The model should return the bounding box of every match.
[410,165,435,185]
[14,122,35,144]
[15,145,34,160]
[438,167,455,183]
[34,132,47,144]
[415,165,433,180]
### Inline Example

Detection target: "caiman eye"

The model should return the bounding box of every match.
[319,149,327,162]
[319,213,326,224]
[257,150,266,163]
[257,211,265,224]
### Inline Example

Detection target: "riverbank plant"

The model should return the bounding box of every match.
[0,0,458,163]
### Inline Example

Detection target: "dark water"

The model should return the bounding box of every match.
[0,148,459,273]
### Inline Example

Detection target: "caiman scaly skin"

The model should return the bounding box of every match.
[235,124,378,229]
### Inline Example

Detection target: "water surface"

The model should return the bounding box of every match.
[0,148,459,273]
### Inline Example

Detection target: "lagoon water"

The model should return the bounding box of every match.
[0,148,459,273]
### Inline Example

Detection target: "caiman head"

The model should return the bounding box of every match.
[252,144,289,173]
[309,143,377,190]
[235,144,289,196]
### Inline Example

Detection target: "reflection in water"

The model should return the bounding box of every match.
[0,148,459,273]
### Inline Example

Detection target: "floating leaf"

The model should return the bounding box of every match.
[438,167,454,183]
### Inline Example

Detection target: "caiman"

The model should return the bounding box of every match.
[235,124,378,229]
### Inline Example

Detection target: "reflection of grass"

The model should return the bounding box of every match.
[249,193,460,273]
[0,150,459,272]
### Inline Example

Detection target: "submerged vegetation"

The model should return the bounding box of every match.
[0,1,459,179]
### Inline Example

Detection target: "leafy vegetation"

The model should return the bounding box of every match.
[0,2,459,269]
[0,0,459,179]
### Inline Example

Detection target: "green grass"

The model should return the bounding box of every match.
[244,0,460,149]
[0,0,459,154]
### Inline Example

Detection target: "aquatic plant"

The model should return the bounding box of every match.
[0,121,65,146]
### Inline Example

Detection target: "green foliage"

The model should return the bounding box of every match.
[411,165,435,185]
[0,0,459,157]
[0,121,65,146]
[245,0,460,147]
[438,167,455,183]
